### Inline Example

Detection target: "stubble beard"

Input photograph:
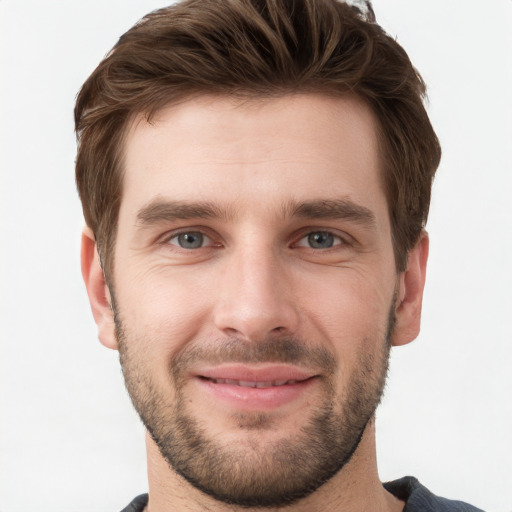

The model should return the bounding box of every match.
[115,308,394,509]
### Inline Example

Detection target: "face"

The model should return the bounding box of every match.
[91,94,415,507]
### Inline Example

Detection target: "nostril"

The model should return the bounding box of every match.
[213,295,300,342]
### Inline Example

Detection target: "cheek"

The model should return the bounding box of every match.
[114,263,215,354]
[298,266,395,360]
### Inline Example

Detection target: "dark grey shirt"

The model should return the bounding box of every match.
[383,477,484,511]
[121,476,485,511]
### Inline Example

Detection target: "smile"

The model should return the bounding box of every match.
[193,367,319,411]
[201,377,302,388]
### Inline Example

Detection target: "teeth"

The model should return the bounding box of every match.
[209,378,298,387]
[255,381,272,388]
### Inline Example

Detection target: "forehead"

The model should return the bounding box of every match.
[121,93,386,221]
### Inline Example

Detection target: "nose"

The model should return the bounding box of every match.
[213,245,300,342]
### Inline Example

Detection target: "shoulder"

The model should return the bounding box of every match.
[120,493,148,512]
[384,476,485,512]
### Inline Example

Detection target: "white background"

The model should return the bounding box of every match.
[1,1,511,511]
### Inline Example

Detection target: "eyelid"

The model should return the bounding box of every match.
[169,231,211,248]
[159,227,220,248]
[155,226,353,250]
[292,228,353,248]
[295,232,343,248]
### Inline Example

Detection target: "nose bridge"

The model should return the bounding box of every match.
[213,240,299,341]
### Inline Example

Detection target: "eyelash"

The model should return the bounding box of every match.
[167,230,215,249]
[294,231,347,250]
[162,228,351,251]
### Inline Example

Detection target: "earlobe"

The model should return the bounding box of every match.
[81,227,118,350]
[391,231,429,347]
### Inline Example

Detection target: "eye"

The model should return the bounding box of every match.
[296,231,344,249]
[168,231,210,249]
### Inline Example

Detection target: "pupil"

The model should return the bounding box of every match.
[308,232,334,249]
[179,232,203,249]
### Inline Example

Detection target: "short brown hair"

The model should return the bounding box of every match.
[75,0,441,276]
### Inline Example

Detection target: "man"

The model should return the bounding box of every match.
[75,0,483,510]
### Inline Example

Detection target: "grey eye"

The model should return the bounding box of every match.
[296,231,342,249]
[307,232,335,249]
[171,232,205,249]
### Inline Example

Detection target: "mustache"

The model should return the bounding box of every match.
[170,336,337,377]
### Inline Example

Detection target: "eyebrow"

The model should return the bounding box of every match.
[135,197,376,229]
[136,199,236,225]
[285,199,376,228]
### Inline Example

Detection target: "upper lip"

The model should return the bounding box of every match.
[192,364,318,384]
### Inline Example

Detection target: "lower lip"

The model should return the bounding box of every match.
[196,377,317,411]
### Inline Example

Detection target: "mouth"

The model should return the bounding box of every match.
[192,365,319,411]
[199,377,304,388]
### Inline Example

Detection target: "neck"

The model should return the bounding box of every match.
[143,419,404,512]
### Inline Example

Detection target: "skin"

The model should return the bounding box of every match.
[82,94,428,511]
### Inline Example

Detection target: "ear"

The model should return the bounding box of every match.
[392,230,429,347]
[81,227,118,350]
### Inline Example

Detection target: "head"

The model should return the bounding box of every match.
[77,0,439,508]
[75,0,440,279]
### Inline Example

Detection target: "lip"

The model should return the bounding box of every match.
[195,364,315,382]
[192,364,319,411]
